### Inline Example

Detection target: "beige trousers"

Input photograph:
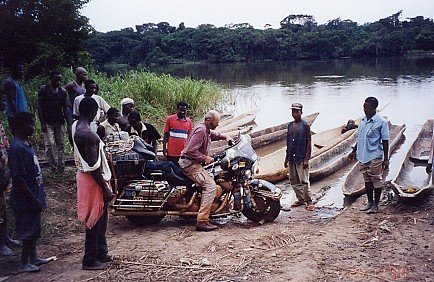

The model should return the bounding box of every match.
[359,158,383,189]
[181,163,217,222]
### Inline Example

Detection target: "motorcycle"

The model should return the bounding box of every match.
[106,134,282,226]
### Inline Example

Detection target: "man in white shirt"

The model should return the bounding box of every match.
[73,80,110,132]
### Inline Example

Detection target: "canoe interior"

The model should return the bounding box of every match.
[309,128,358,181]
[216,110,257,132]
[392,119,433,198]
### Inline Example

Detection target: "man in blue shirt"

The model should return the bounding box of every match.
[349,97,389,214]
[3,63,29,124]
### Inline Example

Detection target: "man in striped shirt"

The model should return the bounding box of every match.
[163,101,192,165]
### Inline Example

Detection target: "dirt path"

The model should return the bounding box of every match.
[1,171,433,282]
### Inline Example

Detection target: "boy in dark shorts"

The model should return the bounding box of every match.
[9,112,49,272]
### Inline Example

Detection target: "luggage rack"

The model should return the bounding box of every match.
[114,179,174,210]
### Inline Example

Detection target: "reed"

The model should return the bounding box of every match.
[19,67,231,148]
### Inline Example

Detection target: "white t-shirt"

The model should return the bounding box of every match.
[73,94,111,132]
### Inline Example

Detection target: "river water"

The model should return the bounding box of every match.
[151,57,434,208]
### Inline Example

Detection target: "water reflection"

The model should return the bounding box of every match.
[150,57,434,87]
[150,57,434,208]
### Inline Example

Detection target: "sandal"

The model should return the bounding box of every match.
[306,205,315,211]
[291,201,304,208]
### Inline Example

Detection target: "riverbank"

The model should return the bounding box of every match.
[0,168,432,281]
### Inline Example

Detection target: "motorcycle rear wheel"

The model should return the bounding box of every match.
[126,215,166,226]
[242,194,280,223]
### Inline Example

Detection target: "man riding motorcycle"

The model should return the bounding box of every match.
[179,110,232,232]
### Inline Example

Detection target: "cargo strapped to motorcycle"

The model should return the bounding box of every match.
[105,138,158,197]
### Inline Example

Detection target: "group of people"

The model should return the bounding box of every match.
[0,64,226,272]
[1,62,432,274]
[285,97,394,215]
[1,63,49,273]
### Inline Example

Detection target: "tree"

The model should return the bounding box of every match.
[0,0,92,76]
[280,14,316,32]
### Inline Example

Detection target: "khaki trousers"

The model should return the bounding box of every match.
[359,158,383,189]
[288,162,312,203]
[181,163,217,222]
[43,123,65,171]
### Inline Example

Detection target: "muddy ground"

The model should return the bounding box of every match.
[0,168,433,282]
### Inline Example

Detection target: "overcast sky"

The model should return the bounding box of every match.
[81,0,434,32]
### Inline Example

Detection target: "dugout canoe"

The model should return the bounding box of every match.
[209,112,320,156]
[342,122,407,197]
[391,120,433,200]
[216,110,257,133]
[309,122,360,182]
[256,118,359,183]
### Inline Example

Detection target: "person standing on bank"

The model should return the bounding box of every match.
[427,123,434,225]
[73,79,110,132]
[349,97,389,214]
[163,101,192,165]
[179,110,232,231]
[3,63,29,124]
[65,67,87,120]
[284,103,314,211]
[73,97,113,270]
[37,70,72,173]
[0,90,21,256]
[9,112,50,272]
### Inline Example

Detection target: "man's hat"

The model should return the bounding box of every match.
[291,103,303,110]
[121,98,134,106]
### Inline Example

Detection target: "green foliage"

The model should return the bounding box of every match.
[22,67,230,145]
[85,13,434,71]
[0,0,92,77]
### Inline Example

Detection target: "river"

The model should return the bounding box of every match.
[150,56,434,208]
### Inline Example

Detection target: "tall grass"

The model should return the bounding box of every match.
[19,67,232,148]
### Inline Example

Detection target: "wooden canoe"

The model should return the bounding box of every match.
[218,122,257,137]
[309,125,359,182]
[342,122,407,197]
[391,120,433,200]
[216,110,257,133]
[256,118,358,183]
[209,112,320,156]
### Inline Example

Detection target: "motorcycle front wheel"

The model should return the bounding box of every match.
[242,194,280,223]
[126,215,166,226]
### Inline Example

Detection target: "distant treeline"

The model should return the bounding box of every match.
[86,11,434,73]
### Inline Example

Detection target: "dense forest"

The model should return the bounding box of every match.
[85,11,434,73]
[1,1,433,77]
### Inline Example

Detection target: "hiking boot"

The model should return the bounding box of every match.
[360,202,373,211]
[18,263,40,273]
[82,261,108,271]
[30,257,51,266]
[196,221,218,232]
[366,204,379,214]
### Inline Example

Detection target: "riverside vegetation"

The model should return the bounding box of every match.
[5,67,230,148]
